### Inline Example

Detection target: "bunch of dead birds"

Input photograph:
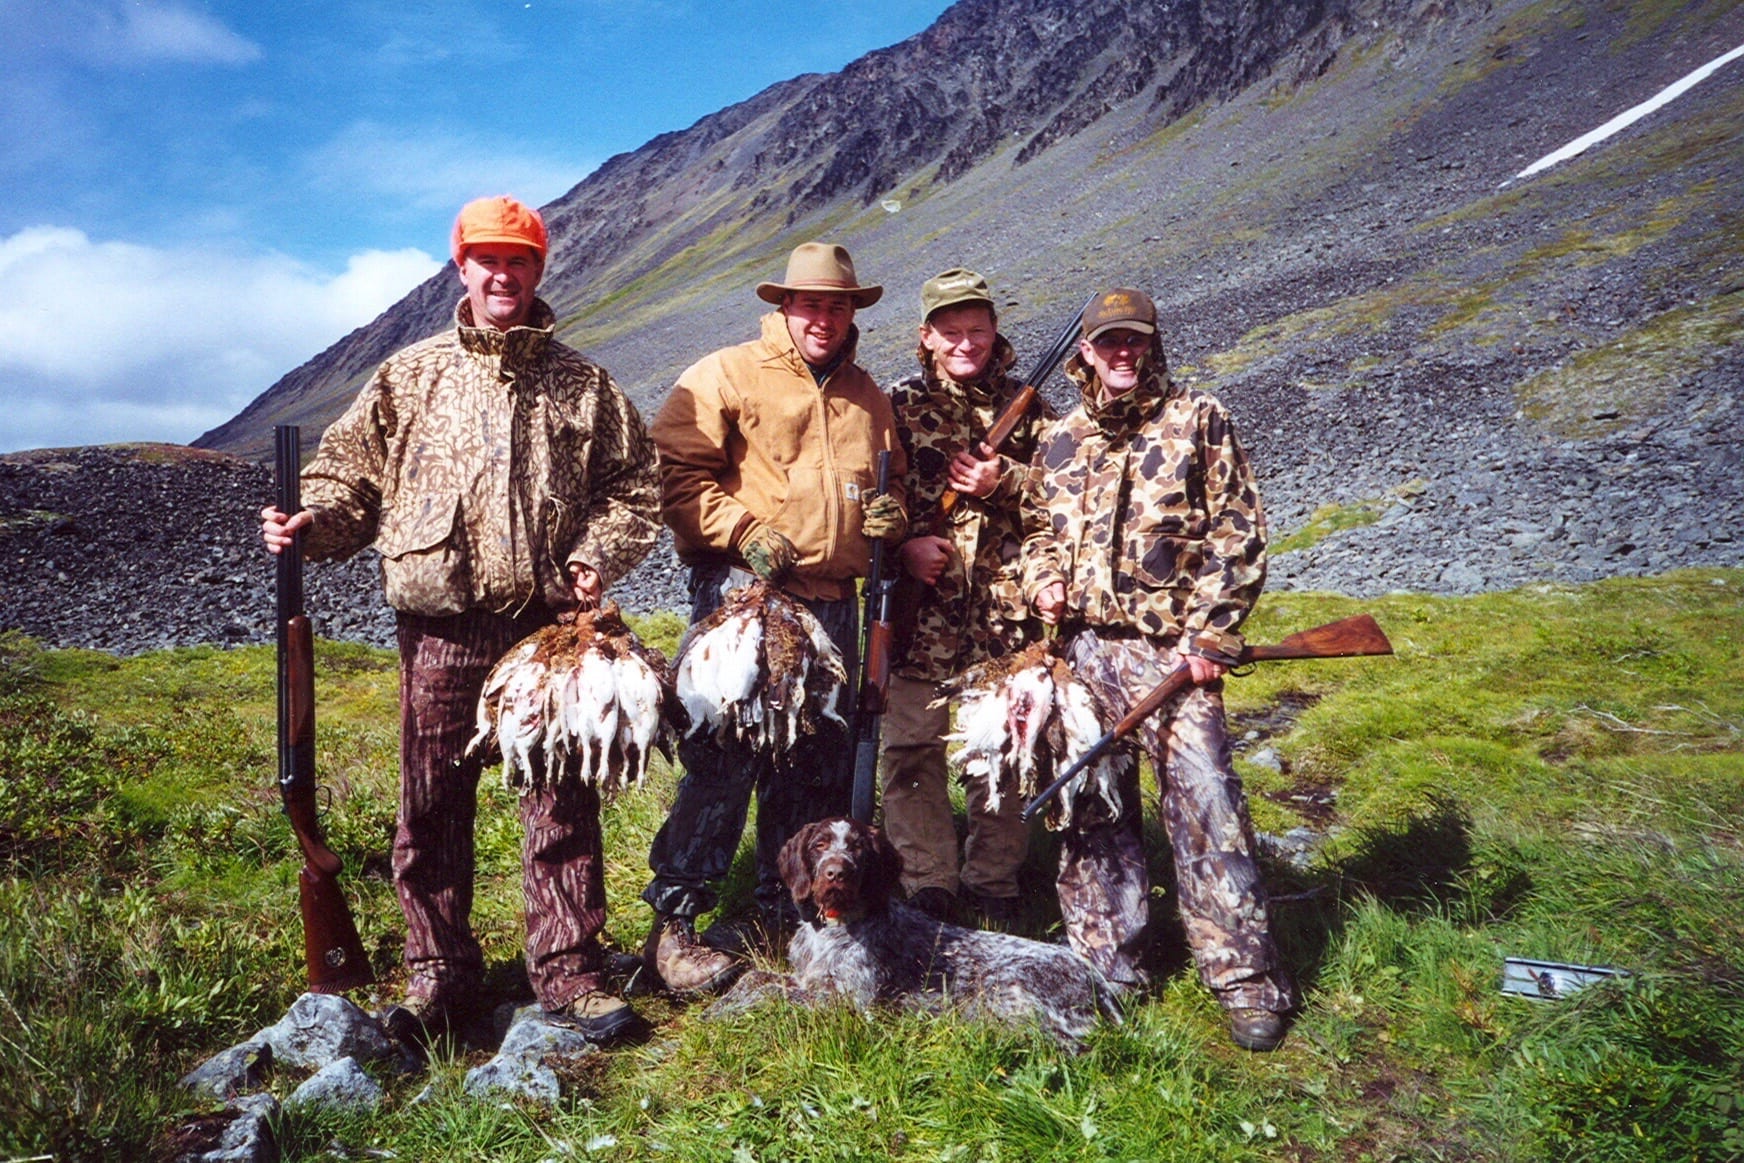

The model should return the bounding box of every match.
[936,639,1127,828]
[674,580,848,754]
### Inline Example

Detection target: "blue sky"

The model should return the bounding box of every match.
[0,0,953,453]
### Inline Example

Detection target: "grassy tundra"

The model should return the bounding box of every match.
[2,571,1741,1161]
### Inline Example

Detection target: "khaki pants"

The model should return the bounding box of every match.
[878,673,1028,899]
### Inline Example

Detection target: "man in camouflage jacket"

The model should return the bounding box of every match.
[260,196,660,1046]
[1022,288,1295,1052]
[883,269,1053,924]
[640,242,908,995]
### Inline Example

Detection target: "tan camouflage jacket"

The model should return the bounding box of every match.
[299,298,660,617]
[1020,343,1266,662]
[891,338,1054,681]
[651,311,906,603]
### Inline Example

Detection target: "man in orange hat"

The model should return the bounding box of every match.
[639,240,908,995]
[259,195,661,1046]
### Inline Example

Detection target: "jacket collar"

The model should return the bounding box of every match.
[1064,337,1176,434]
[454,297,558,380]
[915,333,1018,405]
[758,310,860,382]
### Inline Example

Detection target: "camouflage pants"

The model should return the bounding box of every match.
[396,607,609,1011]
[1057,629,1295,1013]
[642,565,858,923]
[880,673,1028,899]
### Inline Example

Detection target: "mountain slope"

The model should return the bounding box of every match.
[184,0,1743,612]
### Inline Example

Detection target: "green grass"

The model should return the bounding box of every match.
[3,573,1743,1160]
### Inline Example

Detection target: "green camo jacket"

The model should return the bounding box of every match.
[891,337,1054,681]
[1019,346,1265,663]
[299,298,660,617]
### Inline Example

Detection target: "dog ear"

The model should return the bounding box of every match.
[778,823,817,908]
[861,822,904,913]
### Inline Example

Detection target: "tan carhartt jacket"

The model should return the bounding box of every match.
[652,311,906,602]
[299,298,660,616]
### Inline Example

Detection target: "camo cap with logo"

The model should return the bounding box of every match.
[920,268,996,321]
[1081,288,1157,341]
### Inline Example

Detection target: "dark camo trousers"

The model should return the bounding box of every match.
[1058,630,1296,1014]
[642,565,857,923]
[396,608,609,1011]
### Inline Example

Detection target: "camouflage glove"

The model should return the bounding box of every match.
[861,492,908,543]
[738,522,798,581]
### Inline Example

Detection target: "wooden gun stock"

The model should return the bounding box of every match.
[275,425,372,993]
[1020,614,1393,822]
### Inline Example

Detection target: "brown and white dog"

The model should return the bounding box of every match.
[715,817,1120,1049]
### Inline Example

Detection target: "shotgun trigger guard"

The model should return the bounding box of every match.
[1229,662,1257,678]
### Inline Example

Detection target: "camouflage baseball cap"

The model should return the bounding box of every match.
[920,267,995,321]
[1081,288,1157,340]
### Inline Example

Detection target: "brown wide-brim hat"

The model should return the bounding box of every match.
[756,241,883,307]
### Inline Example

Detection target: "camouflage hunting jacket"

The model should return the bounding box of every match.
[651,311,906,603]
[299,298,660,617]
[891,338,1054,681]
[1020,344,1266,663]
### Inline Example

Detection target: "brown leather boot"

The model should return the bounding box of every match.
[643,914,742,996]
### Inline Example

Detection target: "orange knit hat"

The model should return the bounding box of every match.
[451,196,548,264]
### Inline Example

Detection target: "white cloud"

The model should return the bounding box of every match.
[116,3,262,65]
[0,226,439,453]
[305,121,584,214]
[18,1,262,67]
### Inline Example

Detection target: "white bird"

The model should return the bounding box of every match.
[674,580,848,757]
[468,601,684,796]
[936,639,1126,828]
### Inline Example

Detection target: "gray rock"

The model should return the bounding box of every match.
[463,1005,599,1104]
[173,1092,281,1163]
[179,1040,273,1100]
[286,1056,383,1112]
[254,992,395,1071]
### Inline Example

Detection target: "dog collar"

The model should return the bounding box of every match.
[818,907,865,926]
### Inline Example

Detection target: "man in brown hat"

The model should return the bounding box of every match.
[1021,288,1295,1051]
[641,240,908,995]
[259,196,661,1046]
[881,268,1054,926]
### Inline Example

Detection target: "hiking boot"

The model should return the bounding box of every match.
[544,991,644,1046]
[1228,1007,1287,1052]
[379,991,465,1051]
[643,915,742,996]
[705,907,799,959]
[906,886,957,922]
[965,891,1020,928]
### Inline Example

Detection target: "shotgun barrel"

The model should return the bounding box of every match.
[850,450,896,823]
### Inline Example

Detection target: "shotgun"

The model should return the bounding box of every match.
[850,450,896,823]
[275,424,373,992]
[890,295,1093,653]
[1020,614,1394,822]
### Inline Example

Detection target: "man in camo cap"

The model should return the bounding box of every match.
[881,268,1055,926]
[1022,287,1295,1051]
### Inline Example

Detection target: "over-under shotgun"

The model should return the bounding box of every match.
[275,424,373,992]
